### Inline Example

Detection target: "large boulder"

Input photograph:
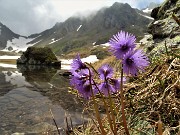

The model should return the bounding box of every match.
[139,0,180,56]
[17,47,61,67]
[148,0,180,39]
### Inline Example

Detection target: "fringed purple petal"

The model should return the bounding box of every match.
[98,64,113,80]
[122,50,149,76]
[98,82,115,96]
[70,54,87,72]
[109,31,136,59]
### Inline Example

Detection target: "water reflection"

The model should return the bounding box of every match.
[0,72,15,96]
[2,71,31,87]
[0,64,87,134]
[17,64,58,82]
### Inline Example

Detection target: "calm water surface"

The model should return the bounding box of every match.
[0,63,87,134]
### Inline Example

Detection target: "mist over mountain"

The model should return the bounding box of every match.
[28,2,152,55]
[142,2,160,14]
[0,2,152,55]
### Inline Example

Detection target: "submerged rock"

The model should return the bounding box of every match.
[17,47,61,67]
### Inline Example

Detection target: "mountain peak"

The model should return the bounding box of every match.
[112,2,131,8]
[0,2,152,54]
[26,1,151,55]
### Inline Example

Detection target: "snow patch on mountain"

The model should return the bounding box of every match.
[60,55,99,70]
[138,13,154,20]
[49,38,62,44]
[77,25,82,31]
[143,8,152,13]
[93,42,110,48]
[30,40,42,45]
[101,42,110,46]
[1,36,40,53]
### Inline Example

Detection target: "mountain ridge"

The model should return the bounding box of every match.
[0,2,152,55]
[29,2,152,55]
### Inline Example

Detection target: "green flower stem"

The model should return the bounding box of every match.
[158,120,163,135]
[107,87,117,135]
[88,68,106,135]
[87,62,116,134]
[104,76,117,135]
[120,67,130,135]
[91,89,106,135]
[93,79,114,134]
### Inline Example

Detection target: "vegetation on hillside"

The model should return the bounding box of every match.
[28,2,151,56]
[64,30,179,135]
[64,44,179,135]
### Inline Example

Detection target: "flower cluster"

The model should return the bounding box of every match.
[70,54,97,99]
[98,64,120,96]
[70,31,149,99]
[109,30,149,76]
[70,56,121,98]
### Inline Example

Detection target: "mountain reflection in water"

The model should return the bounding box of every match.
[0,64,87,134]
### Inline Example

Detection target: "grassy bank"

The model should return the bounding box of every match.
[67,46,180,135]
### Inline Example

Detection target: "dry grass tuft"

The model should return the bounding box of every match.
[71,48,180,135]
[124,53,180,134]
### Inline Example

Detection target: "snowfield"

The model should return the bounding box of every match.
[142,8,152,13]
[60,55,99,70]
[77,25,82,31]
[93,42,110,48]
[49,38,62,44]
[0,63,17,68]
[0,56,20,59]
[1,36,40,53]
[138,13,154,20]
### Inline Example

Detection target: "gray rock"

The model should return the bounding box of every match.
[148,0,180,39]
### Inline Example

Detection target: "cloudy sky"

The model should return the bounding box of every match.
[0,0,164,36]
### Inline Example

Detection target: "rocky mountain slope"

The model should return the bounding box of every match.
[0,22,20,50]
[140,0,179,55]
[0,2,153,55]
[28,2,152,55]
[0,22,40,53]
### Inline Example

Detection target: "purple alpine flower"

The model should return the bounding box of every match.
[98,82,116,96]
[70,71,84,90]
[70,54,87,73]
[70,68,96,99]
[109,78,120,92]
[109,31,136,59]
[122,49,149,76]
[70,69,90,89]
[109,77,126,93]
[78,81,98,99]
[98,64,113,80]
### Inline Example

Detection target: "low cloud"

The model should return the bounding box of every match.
[0,0,164,36]
[0,0,62,36]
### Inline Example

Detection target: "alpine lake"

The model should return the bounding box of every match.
[0,60,88,134]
